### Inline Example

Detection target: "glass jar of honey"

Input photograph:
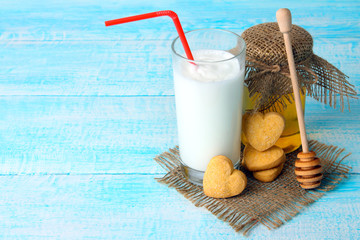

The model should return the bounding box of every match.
[242,86,306,153]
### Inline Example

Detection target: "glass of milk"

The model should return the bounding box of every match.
[171,29,246,185]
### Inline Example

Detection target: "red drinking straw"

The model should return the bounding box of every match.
[105,10,194,61]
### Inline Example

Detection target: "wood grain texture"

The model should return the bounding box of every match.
[0,96,358,174]
[0,0,359,238]
[0,39,358,96]
[0,174,359,239]
[0,96,176,174]
[0,0,359,41]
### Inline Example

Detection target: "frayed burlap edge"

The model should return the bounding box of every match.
[241,22,358,113]
[153,140,351,235]
[245,55,358,113]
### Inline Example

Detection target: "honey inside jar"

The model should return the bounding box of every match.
[242,86,306,153]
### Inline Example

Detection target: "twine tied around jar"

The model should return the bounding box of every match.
[240,22,357,112]
[245,57,319,84]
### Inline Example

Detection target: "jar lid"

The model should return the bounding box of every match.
[241,22,313,65]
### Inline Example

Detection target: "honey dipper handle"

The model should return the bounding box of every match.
[276,8,309,153]
[276,8,292,33]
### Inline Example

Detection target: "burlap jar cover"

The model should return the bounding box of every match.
[154,23,356,235]
[242,22,357,112]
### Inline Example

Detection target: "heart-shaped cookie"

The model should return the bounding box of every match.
[203,156,247,198]
[243,144,285,171]
[253,163,284,182]
[243,112,285,151]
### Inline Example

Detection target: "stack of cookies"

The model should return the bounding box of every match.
[242,112,286,182]
[202,111,288,198]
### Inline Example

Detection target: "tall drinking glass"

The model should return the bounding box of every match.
[171,29,246,185]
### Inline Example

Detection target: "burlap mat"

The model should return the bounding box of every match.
[154,140,351,235]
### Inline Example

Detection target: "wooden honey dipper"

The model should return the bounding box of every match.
[276,8,323,189]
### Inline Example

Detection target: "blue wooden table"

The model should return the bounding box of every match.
[1,0,359,239]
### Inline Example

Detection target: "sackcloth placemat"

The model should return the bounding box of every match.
[154,140,351,235]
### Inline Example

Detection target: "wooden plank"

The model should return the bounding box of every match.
[0,96,358,174]
[0,40,174,96]
[0,96,176,174]
[306,97,360,168]
[0,0,358,239]
[0,174,359,239]
[0,39,358,96]
[0,0,359,41]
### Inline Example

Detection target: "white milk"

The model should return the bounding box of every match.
[173,49,244,171]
